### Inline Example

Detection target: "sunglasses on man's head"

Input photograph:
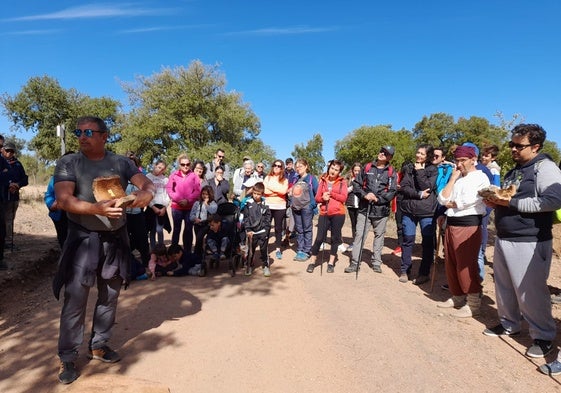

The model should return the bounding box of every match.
[73,129,105,138]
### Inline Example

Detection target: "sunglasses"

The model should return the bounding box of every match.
[4,149,14,153]
[273,164,283,168]
[180,163,191,167]
[508,141,532,151]
[218,155,225,159]
[73,129,105,137]
[379,150,388,156]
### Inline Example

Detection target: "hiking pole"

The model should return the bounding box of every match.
[356,203,372,280]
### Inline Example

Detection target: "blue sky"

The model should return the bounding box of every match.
[1,1,560,163]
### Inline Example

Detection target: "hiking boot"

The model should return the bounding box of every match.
[392,246,402,257]
[398,273,408,283]
[263,266,271,277]
[539,359,561,376]
[371,264,382,273]
[482,324,520,337]
[526,339,553,358]
[306,263,316,273]
[344,264,358,273]
[88,346,121,363]
[58,361,79,384]
[326,264,335,273]
[244,265,253,276]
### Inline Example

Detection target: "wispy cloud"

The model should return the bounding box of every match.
[118,24,210,34]
[225,25,338,37]
[4,3,175,22]
[2,29,61,36]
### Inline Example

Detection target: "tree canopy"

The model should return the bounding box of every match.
[114,60,263,169]
[0,75,119,162]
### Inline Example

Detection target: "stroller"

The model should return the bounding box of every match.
[205,202,243,277]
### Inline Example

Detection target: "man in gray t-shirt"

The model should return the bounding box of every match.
[53,116,155,385]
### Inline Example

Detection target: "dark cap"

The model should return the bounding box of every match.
[381,145,395,157]
[3,142,16,151]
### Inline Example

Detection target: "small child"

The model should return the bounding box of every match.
[241,182,272,277]
[190,185,218,257]
[206,214,231,268]
[166,244,206,277]
[147,244,177,279]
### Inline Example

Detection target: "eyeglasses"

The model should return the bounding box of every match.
[508,141,533,151]
[180,163,191,167]
[257,165,264,168]
[73,129,105,137]
[273,164,282,168]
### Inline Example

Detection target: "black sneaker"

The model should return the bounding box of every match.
[482,324,520,337]
[306,263,316,273]
[58,361,79,384]
[526,339,553,358]
[326,264,334,273]
[88,346,121,363]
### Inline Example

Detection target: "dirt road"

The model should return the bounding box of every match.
[1,188,561,392]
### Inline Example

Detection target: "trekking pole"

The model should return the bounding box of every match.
[356,203,372,280]
[319,243,324,276]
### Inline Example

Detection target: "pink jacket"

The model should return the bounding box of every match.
[166,170,200,211]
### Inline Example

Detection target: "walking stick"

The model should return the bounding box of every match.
[355,203,372,280]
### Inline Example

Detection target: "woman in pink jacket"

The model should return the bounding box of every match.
[166,154,201,252]
[264,159,289,260]
[306,160,348,274]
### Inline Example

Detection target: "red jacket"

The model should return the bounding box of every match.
[315,175,348,216]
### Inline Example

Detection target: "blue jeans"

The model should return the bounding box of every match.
[171,209,193,252]
[292,206,314,254]
[401,213,434,276]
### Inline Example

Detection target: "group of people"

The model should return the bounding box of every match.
[48,116,561,384]
[0,135,28,270]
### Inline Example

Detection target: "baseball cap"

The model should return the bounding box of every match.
[381,145,395,157]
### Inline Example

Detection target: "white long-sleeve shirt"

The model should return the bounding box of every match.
[437,170,489,217]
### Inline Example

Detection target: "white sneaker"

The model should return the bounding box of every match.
[338,243,347,252]
[263,267,271,277]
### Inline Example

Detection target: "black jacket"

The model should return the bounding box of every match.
[352,162,397,218]
[398,162,438,218]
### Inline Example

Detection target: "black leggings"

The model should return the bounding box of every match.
[310,214,345,256]
[269,209,286,249]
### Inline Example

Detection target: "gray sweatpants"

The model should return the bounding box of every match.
[493,238,555,341]
[351,214,388,267]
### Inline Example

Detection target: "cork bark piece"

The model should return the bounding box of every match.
[92,175,136,208]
